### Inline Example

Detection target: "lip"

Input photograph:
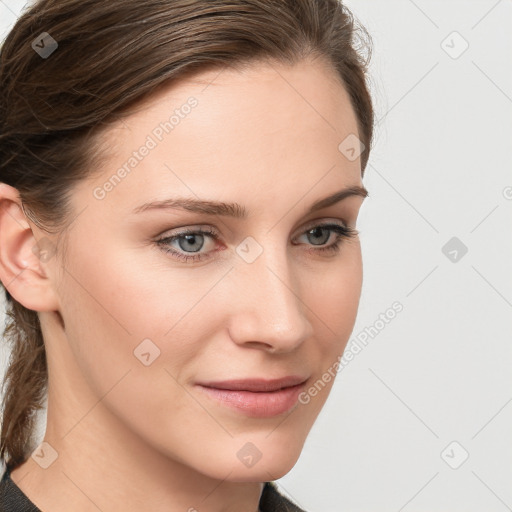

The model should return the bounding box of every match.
[195,376,309,418]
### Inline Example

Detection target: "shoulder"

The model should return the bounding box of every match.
[0,464,42,512]
[259,481,308,512]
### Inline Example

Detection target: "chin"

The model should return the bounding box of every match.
[192,432,306,483]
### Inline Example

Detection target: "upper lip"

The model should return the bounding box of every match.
[197,375,308,392]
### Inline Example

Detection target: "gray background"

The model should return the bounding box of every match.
[1,1,511,511]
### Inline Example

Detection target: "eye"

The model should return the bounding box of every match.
[294,223,359,257]
[155,226,219,263]
[155,222,359,263]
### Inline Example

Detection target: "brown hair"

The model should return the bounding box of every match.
[0,0,374,471]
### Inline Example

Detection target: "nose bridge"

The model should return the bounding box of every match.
[231,237,312,349]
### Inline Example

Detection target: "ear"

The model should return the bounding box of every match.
[0,183,60,312]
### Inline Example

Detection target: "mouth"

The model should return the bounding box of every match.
[195,376,309,418]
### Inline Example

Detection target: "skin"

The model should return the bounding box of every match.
[0,56,367,512]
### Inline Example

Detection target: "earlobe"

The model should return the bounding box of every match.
[0,183,60,312]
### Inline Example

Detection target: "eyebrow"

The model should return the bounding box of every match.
[131,185,368,218]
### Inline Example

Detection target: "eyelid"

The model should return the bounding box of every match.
[297,217,351,234]
[156,218,351,241]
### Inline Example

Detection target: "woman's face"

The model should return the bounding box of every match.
[42,57,366,481]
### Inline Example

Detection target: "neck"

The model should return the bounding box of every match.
[9,312,265,512]
[11,405,265,512]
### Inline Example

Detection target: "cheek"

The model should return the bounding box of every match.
[309,247,363,343]
[54,250,211,456]
[53,250,160,391]
[297,249,362,417]
[56,241,228,399]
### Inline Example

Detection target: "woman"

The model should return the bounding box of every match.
[0,0,374,510]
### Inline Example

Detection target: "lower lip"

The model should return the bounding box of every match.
[196,383,306,418]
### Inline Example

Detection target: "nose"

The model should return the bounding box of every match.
[226,243,313,354]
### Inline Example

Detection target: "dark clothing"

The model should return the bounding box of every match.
[0,464,306,512]
[0,465,39,512]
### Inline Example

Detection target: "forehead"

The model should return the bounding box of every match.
[79,57,362,216]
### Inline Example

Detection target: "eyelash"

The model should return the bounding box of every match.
[155,223,359,263]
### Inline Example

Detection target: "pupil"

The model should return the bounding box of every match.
[181,234,202,252]
[309,227,328,245]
